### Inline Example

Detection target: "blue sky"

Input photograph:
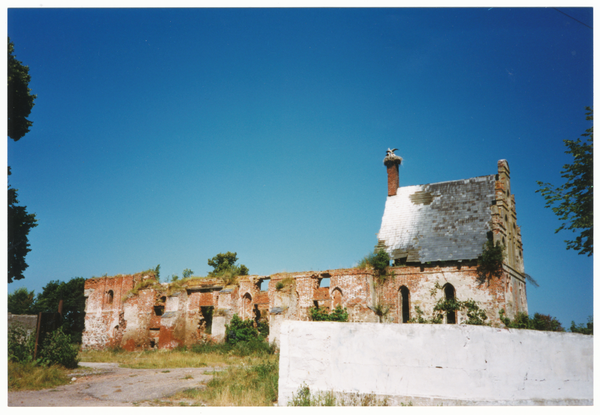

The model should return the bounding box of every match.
[6,7,593,327]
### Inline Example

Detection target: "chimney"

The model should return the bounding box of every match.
[383,148,402,196]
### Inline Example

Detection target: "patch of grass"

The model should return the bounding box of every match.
[183,357,279,406]
[8,361,71,391]
[288,384,389,406]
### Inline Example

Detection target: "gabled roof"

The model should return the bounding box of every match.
[377,174,496,263]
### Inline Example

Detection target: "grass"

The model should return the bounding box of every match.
[78,343,279,406]
[8,361,71,391]
[288,383,390,406]
[79,348,228,369]
[169,356,279,406]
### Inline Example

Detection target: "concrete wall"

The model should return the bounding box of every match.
[8,313,38,335]
[278,321,593,406]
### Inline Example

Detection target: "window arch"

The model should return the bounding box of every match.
[331,288,343,308]
[399,286,410,323]
[242,293,253,320]
[444,284,456,324]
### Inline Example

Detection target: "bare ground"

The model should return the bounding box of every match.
[8,362,221,407]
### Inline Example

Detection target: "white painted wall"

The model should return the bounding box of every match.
[278,321,593,406]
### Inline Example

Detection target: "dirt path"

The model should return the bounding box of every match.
[8,362,220,407]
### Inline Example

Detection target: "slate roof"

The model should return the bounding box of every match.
[377,174,496,263]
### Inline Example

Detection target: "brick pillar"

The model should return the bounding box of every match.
[383,152,402,196]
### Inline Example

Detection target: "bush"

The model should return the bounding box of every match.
[8,323,35,363]
[570,317,593,335]
[38,327,80,368]
[226,314,260,344]
[499,310,564,332]
[310,305,349,322]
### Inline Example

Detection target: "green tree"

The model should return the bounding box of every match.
[537,107,593,256]
[8,37,36,141]
[33,277,86,343]
[570,317,593,335]
[8,287,36,314]
[8,168,38,283]
[207,252,249,277]
[182,268,193,279]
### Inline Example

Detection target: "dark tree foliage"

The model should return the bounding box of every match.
[570,317,593,335]
[537,107,593,256]
[8,287,36,314]
[8,37,36,141]
[499,310,564,332]
[207,251,249,277]
[8,168,38,283]
[33,277,86,343]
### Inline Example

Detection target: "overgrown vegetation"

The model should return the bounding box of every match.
[499,310,564,332]
[207,252,249,286]
[407,282,488,325]
[288,383,389,406]
[357,250,396,323]
[8,361,71,391]
[310,305,349,322]
[570,316,593,335]
[78,337,278,406]
[186,360,278,406]
[8,323,79,368]
[477,239,505,284]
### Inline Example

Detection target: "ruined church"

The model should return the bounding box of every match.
[82,151,528,350]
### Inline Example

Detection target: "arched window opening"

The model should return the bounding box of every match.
[319,277,330,288]
[332,288,343,308]
[242,293,253,320]
[106,290,114,304]
[399,286,410,323]
[444,284,456,324]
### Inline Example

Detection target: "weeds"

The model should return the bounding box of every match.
[288,384,389,406]
[8,361,70,391]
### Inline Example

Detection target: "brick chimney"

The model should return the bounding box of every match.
[383,149,402,197]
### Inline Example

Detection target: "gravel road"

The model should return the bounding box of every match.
[8,362,219,407]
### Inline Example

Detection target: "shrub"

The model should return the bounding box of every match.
[310,305,349,322]
[477,240,505,284]
[570,317,593,335]
[499,310,564,332]
[39,327,80,368]
[8,323,35,363]
[226,314,260,344]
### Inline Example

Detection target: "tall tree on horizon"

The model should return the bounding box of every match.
[537,107,593,256]
[8,37,38,283]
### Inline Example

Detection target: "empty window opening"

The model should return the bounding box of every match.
[260,279,270,292]
[200,306,213,335]
[149,328,160,348]
[319,277,330,288]
[313,300,319,309]
[394,258,407,266]
[400,286,410,323]
[106,290,114,304]
[444,284,456,324]
[154,305,165,316]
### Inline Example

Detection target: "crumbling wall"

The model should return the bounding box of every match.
[278,321,593,406]
[83,262,525,351]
